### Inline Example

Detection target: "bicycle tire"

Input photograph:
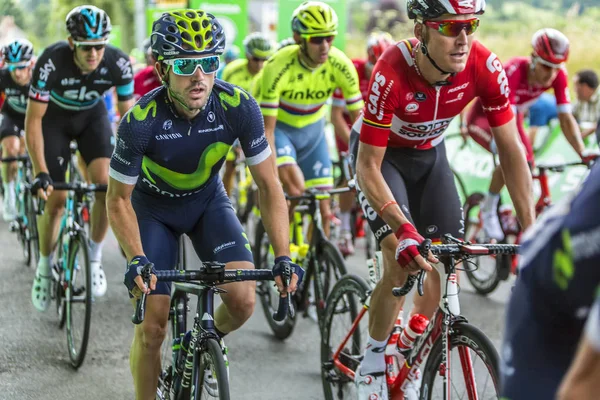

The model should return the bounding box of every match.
[313,239,348,325]
[66,230,92,369]
[463,193,501,296]
[321,274,370,400]
[420,322,500,400]
[157,294,187,400]
[253,220,297,340]
[26,191,40,265]
[194,338,230,400]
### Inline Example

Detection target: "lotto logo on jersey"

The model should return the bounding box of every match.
[485,53,509,98]
[367,72,393,121]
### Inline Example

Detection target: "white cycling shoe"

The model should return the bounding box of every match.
[31,270,52,312]
[2,191,17,222]
[482,210,505,241]
[91,261,107,297]
[403,368,422,400]
[355,367,388,400]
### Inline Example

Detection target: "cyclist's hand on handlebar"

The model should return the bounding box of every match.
[580,149,600,166]
[31,172,53,200]
[273,256,305,296]
[395,223,438,273]
[124,255,157,297]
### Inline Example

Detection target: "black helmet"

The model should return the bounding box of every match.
[407,0,485,20]
[66,5,112,40]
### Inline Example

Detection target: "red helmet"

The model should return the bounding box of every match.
[367,32,395,64]
[407,0,485,20]
[532,28,569,68]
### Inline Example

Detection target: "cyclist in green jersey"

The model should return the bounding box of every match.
[259,1,364,236]
[222,32,275,197]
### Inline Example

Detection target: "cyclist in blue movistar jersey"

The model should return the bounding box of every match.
[26,5,135,311]
[0,39,34,221]
[500,162,600,400]
[105,10,303,399]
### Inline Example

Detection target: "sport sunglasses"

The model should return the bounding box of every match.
[163,56,220,76]
[307,35,335,45]
[424,18,480,37]
[7,63,30,72]
[73,40,107,52]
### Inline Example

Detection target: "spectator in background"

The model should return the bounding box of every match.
[572,69,600,140]
[527,92,558,151]
[133,38,160,101]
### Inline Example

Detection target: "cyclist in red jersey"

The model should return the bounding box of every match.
[331,32,394,256]
[352,1,535,398]
[133,38,161,101]
[465,28,593,240]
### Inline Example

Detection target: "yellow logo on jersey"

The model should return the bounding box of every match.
[127,100,157,123]
[219,87,249,111]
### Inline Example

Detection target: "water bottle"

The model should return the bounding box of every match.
[367,251,383,289]
[384,310,404,383]
[396,314,430,397]
[499,204,517,234]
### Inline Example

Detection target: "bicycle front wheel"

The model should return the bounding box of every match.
[194,338,230,400]
[66,230,92,369]
[314,239,348,324]
[421,322,500,400]
[26,191,40,265]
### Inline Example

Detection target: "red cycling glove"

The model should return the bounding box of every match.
[394,223,425,268]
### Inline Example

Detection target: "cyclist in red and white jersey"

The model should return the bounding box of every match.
[331,32,394,256]
[465,28,592,240]
[351,1,535,398]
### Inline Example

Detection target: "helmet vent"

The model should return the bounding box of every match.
[165,34,177,44]
[191,20,200,32]
[167,25,178,34]
[181,31,192,41]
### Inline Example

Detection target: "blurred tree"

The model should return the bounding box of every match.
[0,0,26,29]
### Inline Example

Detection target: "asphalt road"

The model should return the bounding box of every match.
[0,214,514,400]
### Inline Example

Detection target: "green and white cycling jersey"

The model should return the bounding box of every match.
[259,44,364,128]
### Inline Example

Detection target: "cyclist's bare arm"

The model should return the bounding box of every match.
[24,100,49,176]
[557,112,586,156]
[117,98,135,122]
[330,105,350,145]
[557,337,600,400]
[356,141,410,232]
[263,114,278,171]
[348,109,361,125]
[248,158,296,290]
[490,118,535,230]
[106,177,145,261]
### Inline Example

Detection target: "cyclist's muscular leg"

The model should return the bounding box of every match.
[38,190,68,256]
[214,260,256,335]
[411,265,441,320]
[1,136,19,182]
[368,234,409,340]
[129,294,170,400]
[87,157,110,244]
[223,160,236,196]
[279,164,305,219]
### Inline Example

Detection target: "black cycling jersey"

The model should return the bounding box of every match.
[0,68,29,115]
[28,41,134,111]
[109,81,271,198]
[500,163,600,399]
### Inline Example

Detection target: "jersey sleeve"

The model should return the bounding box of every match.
[109,108,153,185]
[331,88,346,108]
[28,47,58,103]
[227,88,271,166]
[359,59,402,147]
[552,68,572,114]
[259,58,286,117]
[334,54,364,112]
[585,293,600,352]
[476,47,514,127]
[111,48,135,101]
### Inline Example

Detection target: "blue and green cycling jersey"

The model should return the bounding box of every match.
[109,81,271,198]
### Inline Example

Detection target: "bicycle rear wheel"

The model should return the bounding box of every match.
[254,220,297,340]
[421,322,500,400]
[66,230,92,369]
[194,338,230,400]
[314,239,348,325]
[321,274,370,400]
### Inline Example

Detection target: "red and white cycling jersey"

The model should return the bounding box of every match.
[357,39,514,149]
[505,56,571,114]
[332,58,370,125]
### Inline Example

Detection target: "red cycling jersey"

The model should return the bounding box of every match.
[332,58,370,153]
[358,39,513,150]
[133,66,161,101]
[466,56,571,161]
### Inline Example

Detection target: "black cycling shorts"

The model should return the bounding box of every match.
[130,177,254,297]
[42,101,114,182]
[0,109,24,140]
[350,129,464,244]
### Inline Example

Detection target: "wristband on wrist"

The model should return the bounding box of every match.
[379,200,398,216]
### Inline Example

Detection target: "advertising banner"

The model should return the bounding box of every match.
[189,0,248,51]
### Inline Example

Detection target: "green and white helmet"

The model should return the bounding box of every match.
[243,32,274,60]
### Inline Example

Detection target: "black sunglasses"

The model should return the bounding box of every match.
[74,42,106,52]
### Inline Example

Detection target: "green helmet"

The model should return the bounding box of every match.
[292,1,338,37]
[243,32,274,60]
[151,9,226,60]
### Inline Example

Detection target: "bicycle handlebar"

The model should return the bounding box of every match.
[391,237,520,297]
[132,263,294,325]
[51,182,108,192]
[0,155,30,163]
[286,186,353,201]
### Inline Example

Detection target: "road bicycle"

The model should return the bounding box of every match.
[254,187,349,339]
[1,154,39,266]
[321,234,519,399]
[463,159,594,295]
[134,260,292,400]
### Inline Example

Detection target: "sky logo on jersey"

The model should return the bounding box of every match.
[63,86,102,102]
[486,53,509,98]
[38,58,56,82]
[117,57,133,79]
[367,72,387,120]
